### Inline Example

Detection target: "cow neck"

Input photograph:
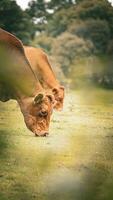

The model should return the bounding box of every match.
[0,51,41,102]
[0,81,12,102]
[0,28,40,99]
[37,54,59,89]
[2,48,39,98]
[15,79,44,101]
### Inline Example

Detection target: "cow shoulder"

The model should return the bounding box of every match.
[0,28,24,55]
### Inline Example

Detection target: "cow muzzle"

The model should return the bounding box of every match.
[34,130,49,137]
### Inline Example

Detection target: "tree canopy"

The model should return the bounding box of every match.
[33,0,113,87]
[0,0,113,87]
[0,0,35,44]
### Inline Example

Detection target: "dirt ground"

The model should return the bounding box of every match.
[0,88,113,200]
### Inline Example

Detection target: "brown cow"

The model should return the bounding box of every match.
[24,46,65,111]
[0,28,55,136]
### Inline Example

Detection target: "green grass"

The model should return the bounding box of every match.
[0,88,113,200]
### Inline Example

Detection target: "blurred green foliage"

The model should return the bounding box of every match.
[0,0,113,87]
[32,0,113,88]
[0,0,35,44]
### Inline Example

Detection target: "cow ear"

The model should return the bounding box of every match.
[47,94,55,103]
[52,87,58,95]
[34,93,44,104]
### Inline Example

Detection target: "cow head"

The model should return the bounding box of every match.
[18,92,54,136]
[52,85,65,111]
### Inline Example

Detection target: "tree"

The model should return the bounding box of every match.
[47,0,76,11]
[68,19,111,53]
[75,0,85,3]
[26,0,76,33]
[26,0,48,32]
[33,0,113,86]
[0,0,35,44]
[51,32,94,75]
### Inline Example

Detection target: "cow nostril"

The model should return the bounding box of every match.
[35,132,49,137]
[41,132,49,137]
[43,132,49,137]
[42,111,46,114]
[41,111,48,116]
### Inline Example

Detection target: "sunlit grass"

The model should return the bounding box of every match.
[0,88,113,200]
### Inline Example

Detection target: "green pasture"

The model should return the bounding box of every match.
[0,88,113,200]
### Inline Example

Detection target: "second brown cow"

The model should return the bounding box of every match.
[24,46,65,111]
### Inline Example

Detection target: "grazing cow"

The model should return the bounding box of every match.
[0,28,54,136]
[24,46,65,111]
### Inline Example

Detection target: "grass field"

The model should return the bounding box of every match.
[0,88,113,200]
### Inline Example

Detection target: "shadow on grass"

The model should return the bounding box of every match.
[0,131,113,200]
[0,130,12,159]
[42,136,113,200]
[0,183,35,200]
